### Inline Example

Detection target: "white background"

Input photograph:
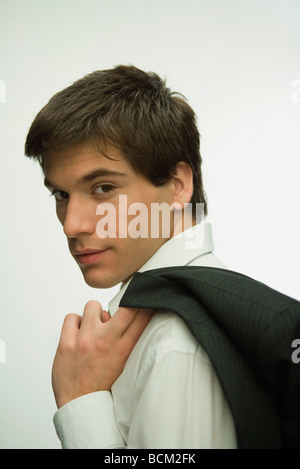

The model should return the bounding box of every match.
[0,0,299,448]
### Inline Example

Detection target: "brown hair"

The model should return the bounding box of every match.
[25,65,207,215]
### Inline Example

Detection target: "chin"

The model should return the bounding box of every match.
[81,271,123,289]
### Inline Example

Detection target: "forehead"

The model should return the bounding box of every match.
[44,142,124,172]
[43,142,136,187]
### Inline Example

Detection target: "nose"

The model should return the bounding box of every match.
[62,196,95,238]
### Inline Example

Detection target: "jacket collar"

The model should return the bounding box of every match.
[108,222,214,315]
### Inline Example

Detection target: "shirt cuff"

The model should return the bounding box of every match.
[53,391,125,449]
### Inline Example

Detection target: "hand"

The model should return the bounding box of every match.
[52,300,155,409]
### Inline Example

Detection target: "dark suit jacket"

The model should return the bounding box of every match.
[119,266,300,449]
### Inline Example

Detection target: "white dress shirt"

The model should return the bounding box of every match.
[53,223,238,449]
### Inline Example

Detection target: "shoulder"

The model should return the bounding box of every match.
[144,309,202,354]
[124,309,211,378]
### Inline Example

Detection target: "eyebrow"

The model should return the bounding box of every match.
[44,168,127,189]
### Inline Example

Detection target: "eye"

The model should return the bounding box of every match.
[50,189,69,202]
[94,184,114,195]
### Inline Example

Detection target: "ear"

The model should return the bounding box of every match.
[170,161,193,209]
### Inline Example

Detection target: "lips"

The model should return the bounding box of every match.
[72,249,108,265]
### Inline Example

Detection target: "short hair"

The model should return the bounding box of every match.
[25,65,207,215]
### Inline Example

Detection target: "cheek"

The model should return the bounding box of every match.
[56,206,66,225]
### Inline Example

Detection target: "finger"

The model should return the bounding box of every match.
[59,313,82,345]
[80,300,103,331]
[101,309,111,323]
[108,307,140,338]
[121,308,155,346]
[115,307,155,344]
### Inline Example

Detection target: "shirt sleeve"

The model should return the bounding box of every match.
[125,349,237,449]
[53,391,125,449]
[53,348,237,449]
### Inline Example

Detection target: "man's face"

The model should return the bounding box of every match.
[43,142,175,288]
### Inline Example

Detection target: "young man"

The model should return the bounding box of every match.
[24,65,237,449]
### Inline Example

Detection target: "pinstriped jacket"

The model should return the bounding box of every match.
[120,265,300,449]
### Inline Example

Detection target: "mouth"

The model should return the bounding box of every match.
[72,249,109,265]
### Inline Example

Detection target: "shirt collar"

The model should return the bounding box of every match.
[108,222,214,315]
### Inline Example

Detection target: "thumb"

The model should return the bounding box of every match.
[101,309,111,323]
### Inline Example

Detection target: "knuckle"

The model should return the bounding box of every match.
[63,312,80,323]
[58,339,74,353]
[85,300,102,310]
[77,335,92,354]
